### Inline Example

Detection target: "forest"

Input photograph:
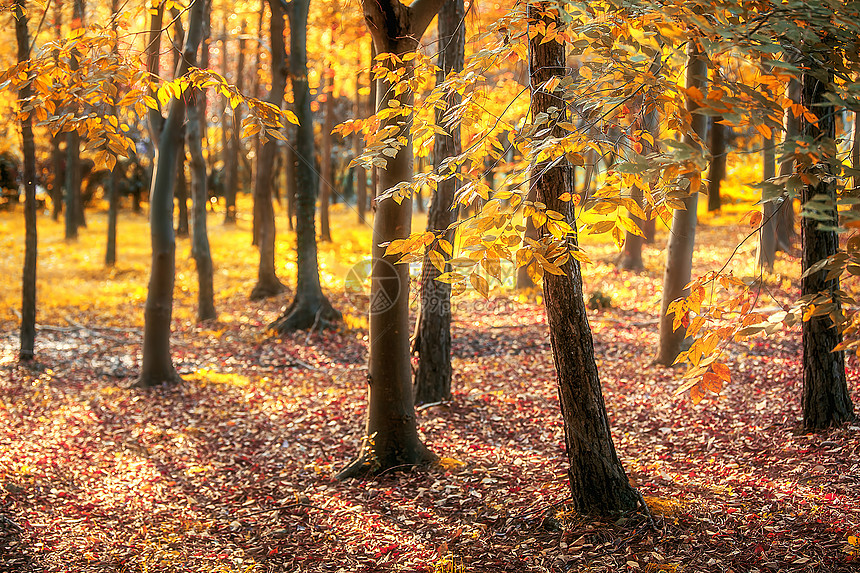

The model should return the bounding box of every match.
[0,0,859,571]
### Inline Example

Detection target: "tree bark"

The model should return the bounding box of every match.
[617,106,657,272]
[15,0,37,361]
[756,136,777,269]
[413,0,464,406]
[337,0,446,479]
[355,48,368,225]
[285,141,296,231]
[799,67,855,429]
[776,76,801,253]
[50,2,63,222]
[655,40,708,366]
[224,19,246,224]
[318,66,334,242]
[269,0,340,332]
[136,0,205,387]
[706,117,726,212]
[105,0,121,267]
[250,0,288,300]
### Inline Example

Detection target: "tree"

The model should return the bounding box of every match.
[706,117,726,212]
[756,133,777,270]
[654,39,708,366]
[223,19,247,225]
[105,0,121,267]
[413,0,464,406]
[269,0,340,332]
[318,64,334,243]
[15,0,37,361]
[337,0,446,479]
[136,0,205,387]
[65,0,85,240]
[250,0,288,300]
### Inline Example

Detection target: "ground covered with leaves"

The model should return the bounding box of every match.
[1,207,859,572]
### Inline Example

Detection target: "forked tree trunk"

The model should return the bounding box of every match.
[530,2,639,515]
[655,40,708,366]
[799,68,855,429]
[776,76,800,253]
[756,136,777,269]
[318,67,334,242]
[250,0,288,300]
[270,0,340,332]
[706,117,726,212]
[136,0,205,387]
[337,0,445,480]
[15,0,37,361]
[413,0,464,406]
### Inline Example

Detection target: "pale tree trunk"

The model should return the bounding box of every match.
[776,76,800,253]
[413,0,464,406]
[530,3,639,515]
[655,40,708,366]
[799,67,855,429]
[706,117,725,212]
[756,136,777,269]
[188,0,216,322]
[136,0,205,387]
[337,0,446,480]
[355,48,367,225]
[318,66,334,242]
[250,0,287,300]
[269,0,340,332]
[15,0,37,361]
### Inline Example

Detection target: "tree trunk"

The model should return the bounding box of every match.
[318,67,334,242]
[756,136,777,269]
[355,49,367,225]
[413,0,464,406]
[50,2,63,221]
[285,142,296,231]
[270,0,340,332]
[706,117,726,211]
[105,0,122,267]
[516,188,538,289]
[617,106,657,272]
[188,0,216,322]
[175,139,190,236]
[224,20,246,225]
[337,0,445,479]
[799,67,855,429]
[530,3,639,515]
[15,0,37,361]
[776,76,801,253]
[655,40,708,366]
[136,0,205,387]
[250,0,288,300]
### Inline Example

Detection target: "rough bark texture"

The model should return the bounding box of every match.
[137,0,205,387]
[250,0,288,301]
[530,3,639,515]
[756,137,777,270]
[706,117,726,212]
[799,68,855,430]
[776,77,800,253]
[412,0,464,406]
[318,68,334,242]
[336,0,446,480]
[16,0,37,361]
[270,0,340,333]
[655,40,708,366]
[188,1,216,322]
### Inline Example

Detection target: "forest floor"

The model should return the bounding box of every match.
[1,203,859,572]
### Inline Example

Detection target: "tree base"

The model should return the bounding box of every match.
[335,443,437,480]
[269,295,342,333]
[616,254,644,272]
[131,369,183,389]
[250,278,287,301]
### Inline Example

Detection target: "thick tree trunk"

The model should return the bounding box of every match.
[776,77,801,253]
[270,0,340,332]
[706,117,726,212]
[413,0,464,406]
[655,40,708,366]
[337,0,445,479]
[530,3,639,515]
[756,137,777,269]
[136,0,205,387]
[15,0,37,361]
[318,68,334,242]
[250,0,288,300]
[799,68,855,429]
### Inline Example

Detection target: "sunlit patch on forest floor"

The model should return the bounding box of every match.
[1,204,859,572]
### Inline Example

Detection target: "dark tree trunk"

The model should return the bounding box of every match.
[706,117,726,212]
[318,67,334,242]
[250,0,288,300]
[175,138,190,237]
[617,106,656,272]
[105,0,121,267]
[146,1,165,145]
[269,0,340,332]
[756,136,777,269]
[355,49,367,225]
[776,76,800,253]
[530,3,639,515]
[799,67,855,429]
[655,40,708,366]
[337,0,445,480]
[413,0,464,406]
[224,20,246,225]
[15,0,37,361]
[50,2,62,221]
[370,42,379,207]
[136,0,205,388]
[188,0,216,322]
[285,142,296,231]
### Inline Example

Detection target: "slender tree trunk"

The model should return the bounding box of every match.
[175,138,190,236]
[799,66,855,429]
[50,1,63,221]
[706,117,726,211]
[370,42,378,207]
[188,0,216,322]
[355,49,367,225]
[413,0,464,406]
[617,106,657,271]
[756,136,777,269]
[250,0,288,300]
[285,142,296,231]
[15,0,37,361]
[776,76,800,253]
[270,0,340,332]
[337,0,445,479]
[224,20,246,224]
[65,0,82,243]
[516,188,538,289]
[136,0,205,387]
[655,40,708,366]
[318,66,334,242]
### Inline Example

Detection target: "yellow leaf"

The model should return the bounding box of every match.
[429,250,446,273]
[470,273,489,298]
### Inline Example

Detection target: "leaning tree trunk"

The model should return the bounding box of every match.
[15,0,37,361]
[413,0,464,406]
[799,67,855,429]
[318,66,334,242]
[655,40,708,366]
[337,0,446,480]
[269,0,340,332]
[250,0,288,300]
[137,0,205,387]
[187,0,216,322]
[530,2,639,515]
[706,116,725,212]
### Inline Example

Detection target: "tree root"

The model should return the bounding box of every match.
[250,277,287,301]
[131,368,183,389]
[269,295,341,333]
